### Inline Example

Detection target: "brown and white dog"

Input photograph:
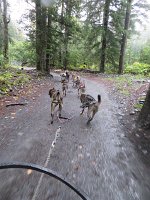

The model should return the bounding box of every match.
[61,80,68,96]
[60,71,69,83]
[60,73,66,82]
[80,93,101,123]
[49,88,63,124]
[60,73,68,96]
[75,76,80,88]
[72,74,76,87]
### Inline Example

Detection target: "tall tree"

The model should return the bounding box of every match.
[100,0,111,73]
[59,0,64,67]
[35,0,41,70]
[46,8,52,72]
[62,0,81,70]
[2,0,9,62]
[23,0,150,72]
[63,0,71,70]
[40,6,47,71]
[118,0,132,74]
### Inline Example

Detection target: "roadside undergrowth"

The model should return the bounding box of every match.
[0,66,31,96]
[107,74,149,112]
[104,74,150,158]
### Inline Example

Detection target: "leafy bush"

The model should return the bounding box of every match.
[13,74,30,85]
[9,40,36,66]
[0,71,13,92]
[125,62,150,75]
[0,69,30,93]
[79,64,87,69]
[139,44,150,64]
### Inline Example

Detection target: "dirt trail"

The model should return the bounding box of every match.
[0,73,150,200]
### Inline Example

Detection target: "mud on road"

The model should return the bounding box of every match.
[0,72,150,200]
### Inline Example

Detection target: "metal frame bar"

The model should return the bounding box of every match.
[0,162,91,200]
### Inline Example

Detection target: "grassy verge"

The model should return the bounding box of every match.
[106,74,149,111]
[0,66,31,95]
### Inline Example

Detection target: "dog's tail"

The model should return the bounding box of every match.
[97,94,101,103]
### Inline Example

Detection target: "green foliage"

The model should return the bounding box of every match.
[13,74,30,85]
[139,43,150,64]
[0,71,13,92]
[9,40,36,66]
[68,40,89,68]
[0,68,30,93]
[125,62,150,75]
[125,29,150,73]
[9,0,150,73]
[9,22,24,43]
[120,89,130,96]
[134,103,143,111]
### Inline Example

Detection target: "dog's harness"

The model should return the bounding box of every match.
[52,99,62,106]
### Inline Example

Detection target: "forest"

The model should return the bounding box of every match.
[0,1,150,199]
[0,0,150,128]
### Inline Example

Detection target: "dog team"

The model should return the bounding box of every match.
[49,71,101,124]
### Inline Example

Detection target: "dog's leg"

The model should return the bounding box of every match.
[63,89,66,96]
[87,107,96,124]
[87,112,95,124]
[62,88,65,97]
[78,88,80,97]
[87,106,92,123]
[51,113,54,124]
[80,108,84,115]
[72,80,75,87]
[51,103,55,124]
[58,103,63,118]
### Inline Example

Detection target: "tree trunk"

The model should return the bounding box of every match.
[40,7,47,72]
[46,9,52,73]
[2,0,9,62]
[63,0,72,70]
[99,0,111,73]
[138,84,150,129]
[63,27,68,70]
[36,1,47,72]
[59,0,64,68]
[36,0,42,71]
[118,0,132,74]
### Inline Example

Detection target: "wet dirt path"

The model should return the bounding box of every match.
[0,73,150,200]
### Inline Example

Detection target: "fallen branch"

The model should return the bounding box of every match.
[6,102,28,107]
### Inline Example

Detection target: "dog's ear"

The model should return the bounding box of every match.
[49,88,54,97]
